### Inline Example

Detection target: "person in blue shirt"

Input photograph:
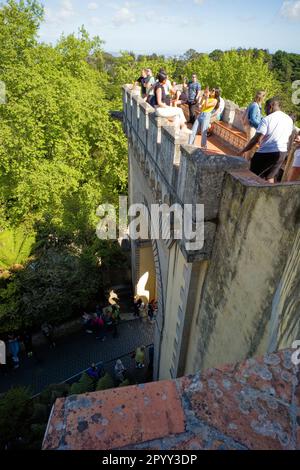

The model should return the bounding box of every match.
[245,91,266,160]
[187,74,202,124]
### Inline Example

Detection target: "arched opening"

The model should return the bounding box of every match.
[135,241,157,304]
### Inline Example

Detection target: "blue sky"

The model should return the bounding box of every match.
[37,0,300,54]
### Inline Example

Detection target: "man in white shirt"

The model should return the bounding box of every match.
[287,133,300,182]
[240,97,294,182]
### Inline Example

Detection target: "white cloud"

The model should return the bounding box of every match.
[45,0,75,23]
[113,5,136,26]
[194,0,205,5]
[58,0,75,19]
[88,2,99,10]
[281,0,300,20]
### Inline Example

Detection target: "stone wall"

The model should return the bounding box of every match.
[185,170,300,373]
[123,85,300,380]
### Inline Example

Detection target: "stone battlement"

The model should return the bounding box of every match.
[123,85,300,262]
[123,85,250,261]
[123,84,300,381]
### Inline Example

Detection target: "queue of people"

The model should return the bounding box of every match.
[133,297,157,322]
[82,303,121,340]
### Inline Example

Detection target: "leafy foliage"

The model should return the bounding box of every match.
[0,387,32,450]
[69,372,95,395]
[96,372,114,391]
[0,0,299,336]
[0,228,35,269]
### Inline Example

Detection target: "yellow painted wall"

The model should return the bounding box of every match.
[137,245,157,303]
[184,261,209,375]
[159,243,188,380]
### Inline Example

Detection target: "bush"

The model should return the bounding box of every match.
[96,373,114,391]
[0,387,32,450]
[69,373,95,395]
[118,379,131,388]
[39,383,70,407]
[31,403,48,424]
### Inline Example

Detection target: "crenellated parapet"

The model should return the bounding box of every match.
[123,85,249,261]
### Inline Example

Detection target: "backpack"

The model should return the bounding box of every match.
[241,106,250,127]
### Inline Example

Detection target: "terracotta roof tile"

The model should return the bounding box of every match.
[43,381,185,450]
[43,349,300,450]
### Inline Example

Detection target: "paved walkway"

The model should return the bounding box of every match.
[0,319,154,396]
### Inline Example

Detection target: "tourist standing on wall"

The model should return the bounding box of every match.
[144,69,156,103]
[243,91,266,160]
[187,74,202,124]
[136,69,147,98]
[239,97,294,182]
[163,75,173,105]
[188,87,218,148]
[287,132,300,182]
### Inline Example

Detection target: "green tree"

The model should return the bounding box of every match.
[0,387,32,450]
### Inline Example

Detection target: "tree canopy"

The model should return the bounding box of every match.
[0,0,299,333]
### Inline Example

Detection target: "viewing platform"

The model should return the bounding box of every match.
[122,83,300,382]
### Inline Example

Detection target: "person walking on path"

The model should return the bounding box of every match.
[147,301,155,322]
[8,334,20,369]
[112,304,120,339]
[87,363,101,380]
[114,359,126,383]
[135,346,146,369]
[41,322,56,348]
[134,298,142,318]
[82,312,93,334]
[92,314,106,341]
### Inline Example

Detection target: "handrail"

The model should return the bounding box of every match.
[31,342,154,399]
